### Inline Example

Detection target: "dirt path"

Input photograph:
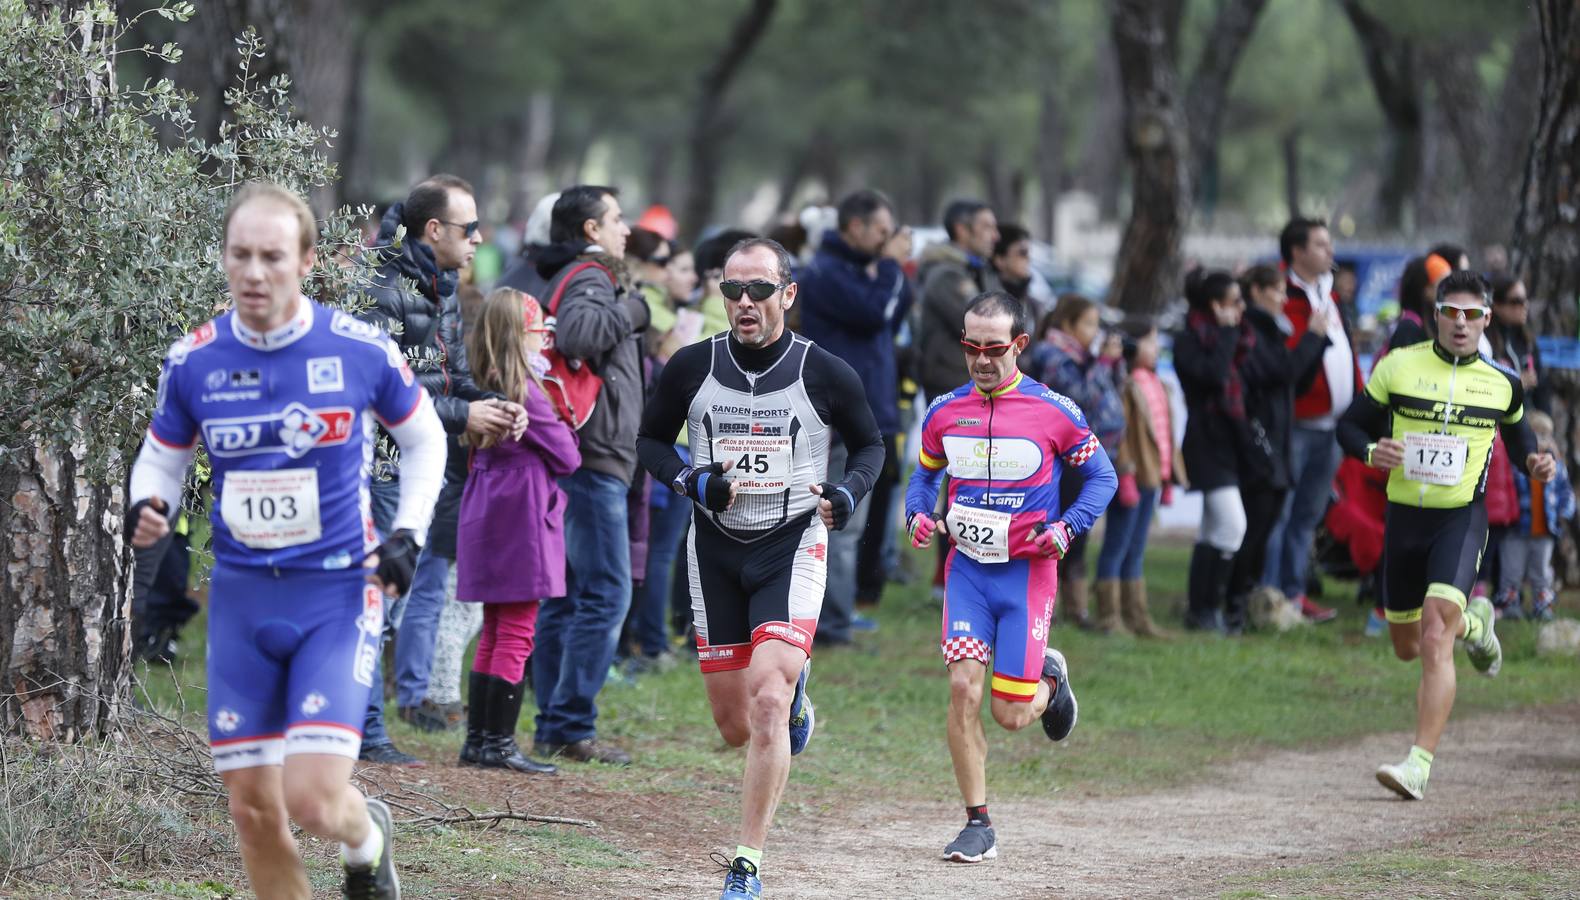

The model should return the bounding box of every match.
[566,704,1580,899]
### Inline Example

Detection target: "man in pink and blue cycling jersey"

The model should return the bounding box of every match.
[905,290,1116,864]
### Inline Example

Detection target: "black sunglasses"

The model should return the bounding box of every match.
[439,219,480,239]
[719,280,786,302]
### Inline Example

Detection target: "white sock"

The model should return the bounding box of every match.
[341,814,383,867]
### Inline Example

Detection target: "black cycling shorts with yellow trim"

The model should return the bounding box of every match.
[1381,501,1487,623]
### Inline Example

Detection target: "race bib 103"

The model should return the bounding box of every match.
[220,468,323,549]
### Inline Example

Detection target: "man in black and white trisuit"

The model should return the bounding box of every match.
[638,238,884,900]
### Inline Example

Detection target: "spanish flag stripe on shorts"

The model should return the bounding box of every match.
[991,672,1039,702]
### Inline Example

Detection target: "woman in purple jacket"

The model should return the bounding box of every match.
[456,288,581,776]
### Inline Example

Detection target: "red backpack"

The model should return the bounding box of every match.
[541,260,615,430]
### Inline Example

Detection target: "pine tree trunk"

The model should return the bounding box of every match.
[1106,0,1190,323]
[1512,0,1580,581]
[5,0,134,742]
[0,439,133,740]
[680,0,777,245]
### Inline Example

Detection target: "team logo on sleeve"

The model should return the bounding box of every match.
[307,357,344,393]
[202,402,354,458]
[166,321,217,365]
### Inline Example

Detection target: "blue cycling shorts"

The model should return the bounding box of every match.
[207,563,381,772]
[940,549,1058,703]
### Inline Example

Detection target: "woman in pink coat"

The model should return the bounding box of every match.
[456,288,580,776]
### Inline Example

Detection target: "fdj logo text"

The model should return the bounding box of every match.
[203,402,354,459]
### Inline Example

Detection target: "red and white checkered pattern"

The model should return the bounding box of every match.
[1064,433,1101,467]
[941,635,990,665]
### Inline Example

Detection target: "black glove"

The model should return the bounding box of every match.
[676,462,733,512]
[373,530,420,597]
[124,497,169,543]
[818,482,854,531]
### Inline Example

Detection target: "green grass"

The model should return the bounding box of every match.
[140,537,1580,809]
[1221,803,1580,898]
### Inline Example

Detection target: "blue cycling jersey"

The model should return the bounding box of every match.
[149,299,423,571]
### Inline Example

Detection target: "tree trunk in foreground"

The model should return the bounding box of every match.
[1511,0,1580,582]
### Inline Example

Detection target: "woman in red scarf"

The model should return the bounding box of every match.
[1174,269,1255,633]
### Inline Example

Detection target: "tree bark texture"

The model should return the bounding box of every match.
[287,0,365,211]
[5,0,134,743]
[1107,0,1190,323]
[1185,0,1268,221]
[680,0,777,245]
[1427,21,1542,255]
[1512,0,1580,582]
[1339,0,1423,233]
[0,440,133,740]
[1282,127,1302,219]
[1036,83,1062,243]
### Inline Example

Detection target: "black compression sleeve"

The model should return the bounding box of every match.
[809,348,885,502]
[1499,368,1537,474]
[637,342,711,488]
[1501,418,1538,475]
[1337,391,1389,461]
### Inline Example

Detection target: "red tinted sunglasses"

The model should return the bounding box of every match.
[959,337,1020,358]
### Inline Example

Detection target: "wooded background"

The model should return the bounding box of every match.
[121,0,1538,250]
[3,0,1577,741]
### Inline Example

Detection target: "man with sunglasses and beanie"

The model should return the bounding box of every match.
[637,238,884,899]
[528,185,648,767]
[1339,270,1555,801]
[905,290,1115,864]
[359,174,527,764]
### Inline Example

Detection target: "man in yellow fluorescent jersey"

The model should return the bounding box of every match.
[1338,270,1555,800]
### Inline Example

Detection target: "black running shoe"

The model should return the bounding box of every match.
[342,797,399,899]
[1039,647,1078,742]
[943,822,997,863]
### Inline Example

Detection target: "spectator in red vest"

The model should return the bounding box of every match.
[1259,218,1363,623]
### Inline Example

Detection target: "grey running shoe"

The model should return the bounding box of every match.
[1040,647,1079,741]
[342,797,399,899]
[943,822,997,863]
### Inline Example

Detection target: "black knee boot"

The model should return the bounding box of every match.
[458,670,489,766]
[480,674,557,775]
[1185,543,1227,633]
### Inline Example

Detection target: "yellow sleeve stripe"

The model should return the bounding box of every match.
[919,449,947,470]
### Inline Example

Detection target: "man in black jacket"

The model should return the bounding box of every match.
[357,174,525,765]
[517,185,649,766]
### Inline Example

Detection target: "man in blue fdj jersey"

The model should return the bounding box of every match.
[128,183,446,899]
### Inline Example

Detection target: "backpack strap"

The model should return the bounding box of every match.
[545,261,615,316]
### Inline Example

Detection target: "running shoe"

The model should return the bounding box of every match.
[1376,757,1429,800]
[788,660,815,756]
[342,798,400,899]
[1464,595,1502,677]
[717,856,762,899]
[943,822,997,863]
[1039,647,1079,742]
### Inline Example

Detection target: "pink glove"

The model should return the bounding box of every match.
[1032,520,1073,559]
[1161,483,1174,506]
[909,513,937,548]
[1117,472,1141,508]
